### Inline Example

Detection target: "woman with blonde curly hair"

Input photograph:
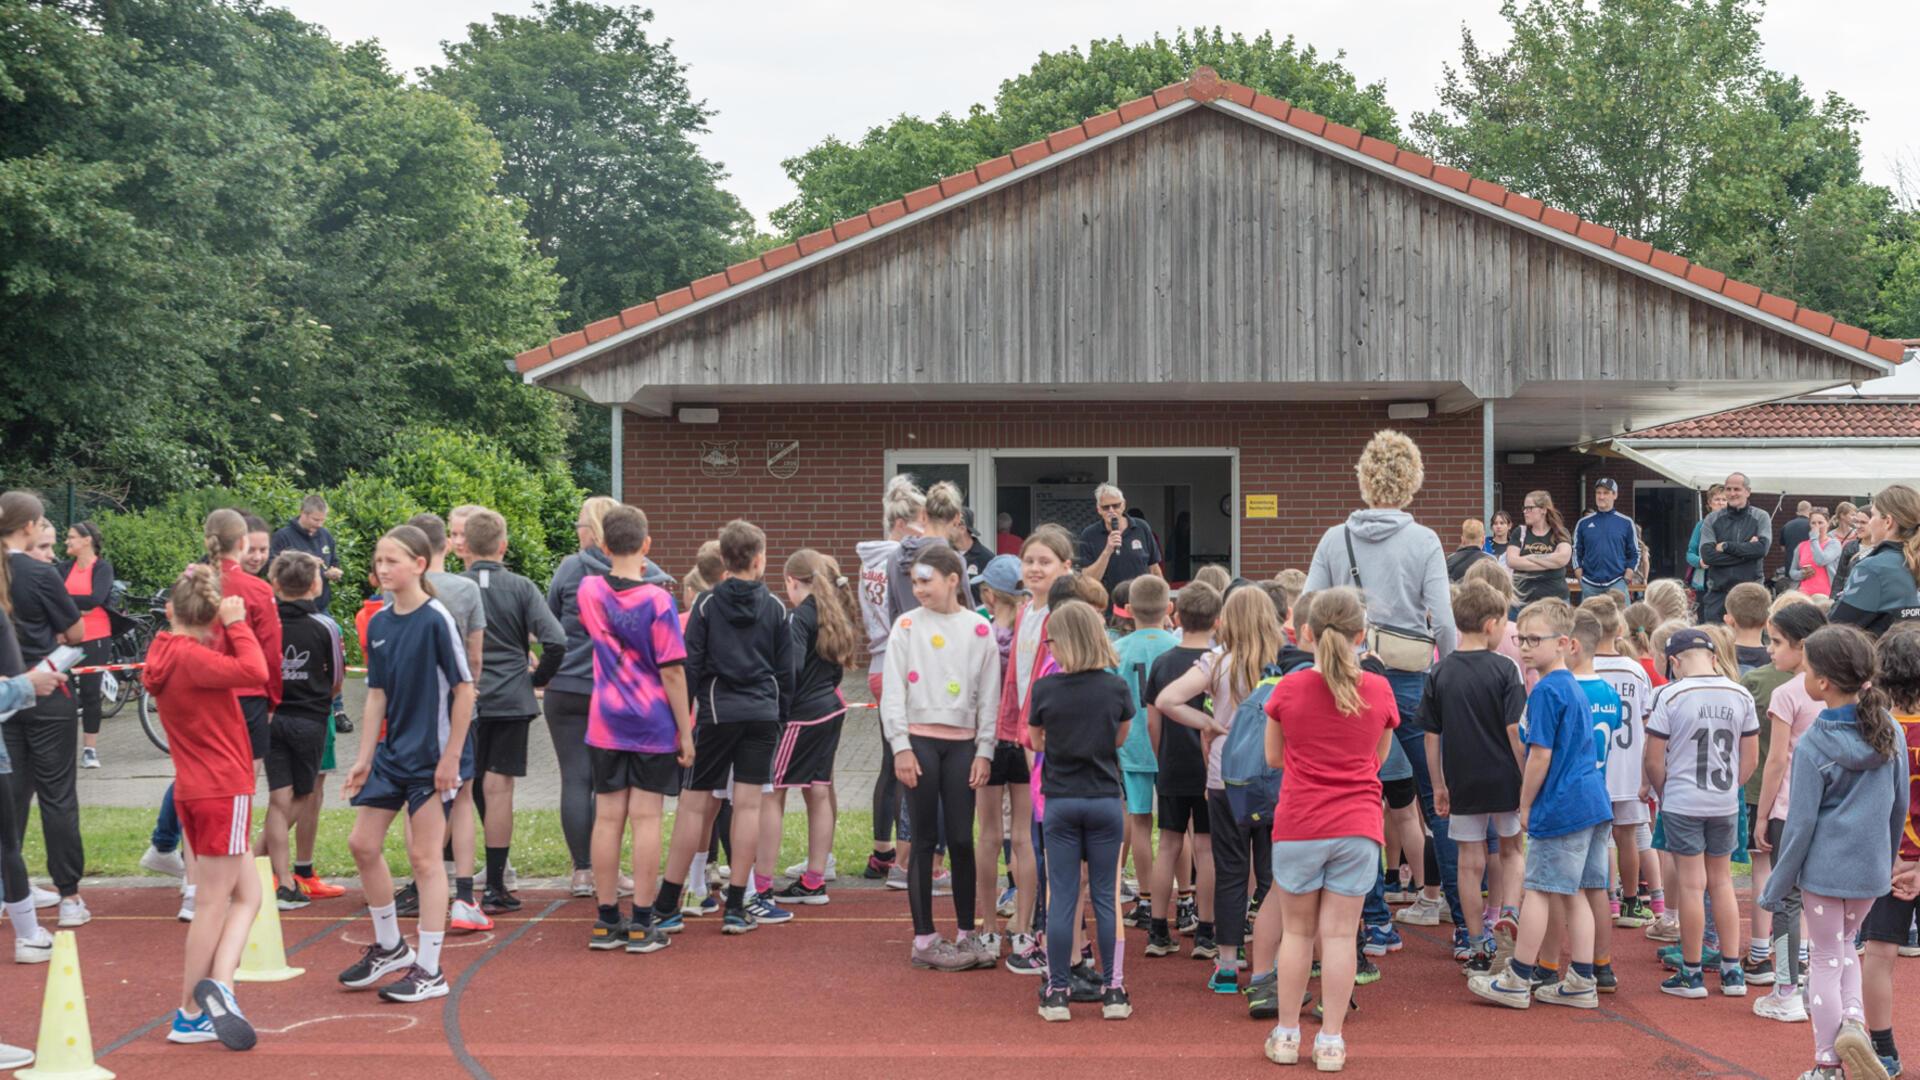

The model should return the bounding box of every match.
[1305,430,1462,952]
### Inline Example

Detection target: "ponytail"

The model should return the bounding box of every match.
[203,507,247,594]
[1310,586,1368,716]
[170,563,223,628]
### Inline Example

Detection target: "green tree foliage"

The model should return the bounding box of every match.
[0,0,567,505]
[1412,0,1917,336]
[772,28,1398,238]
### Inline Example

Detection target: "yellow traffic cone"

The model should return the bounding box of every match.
[14,930,112,1080]
[233,857,305,983]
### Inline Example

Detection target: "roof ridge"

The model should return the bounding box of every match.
[515,66,1907,375]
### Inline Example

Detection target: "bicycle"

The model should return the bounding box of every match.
[97,584,160,722]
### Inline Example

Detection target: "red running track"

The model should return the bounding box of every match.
[6,886,1918,1079]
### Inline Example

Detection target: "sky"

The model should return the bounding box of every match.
[280,0,1918,230]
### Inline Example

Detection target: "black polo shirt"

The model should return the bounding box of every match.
[7,551,82,666]
[1077,517,1162,592]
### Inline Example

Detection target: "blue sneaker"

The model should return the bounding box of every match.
[721,908,758,935]
[1208,967,1239,994]
[746,897,793,925]
[654,911,685,934]
[166,1009,218,1044]
[1361,925,1402,956]
[1881,1054,1903,1078]
[1660,967,1708,999]
[1659,944,1721,969]
[1451,926,1472,962]
[191,978,256,1051]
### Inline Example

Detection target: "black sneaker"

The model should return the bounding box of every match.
[1101,985,1133,1020]
[339,941,414,989]
[1595,962,1618,994]
[864,853,895,880]
[1462,948,1494,977]
[1191,935,1219,961]
[333,713,354,734]
[481,889,522,915]
[1069,961,1104,1003]
[1354,953,1381,985]
[1531,966,1559,990]
[1245,972,1279,1019]
[393,881,419,918]
[1176,896,1198,935]
[625,925,670,954]
[275,885,309,911]
[1006,943,1047,975]
[776,880,831,906]
[1127,902,1155,931]
[1038,985,1071,1022]
[191,978,256,1051]
[377,964,448,1003]
[1145,931,1177,957]
[589,917,628,951]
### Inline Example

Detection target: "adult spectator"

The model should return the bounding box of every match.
[56,522,113,770]
[270,495,343,609]
[1832,501,1867,596]
[0,491,87,924]
[1779,500,1813,561]
[1786,506,1841,598]
[1304,431,1462,937]
[951,508,992,580]
[1685,484,1727,606]
[1697,471,1772,624]
[1077,484,1163,595]
[1573,478,1639,599]
[1447,519,1493,582]
[995,512,1022,556]
[1505,491,1572,608]
[1830,484,1920,635]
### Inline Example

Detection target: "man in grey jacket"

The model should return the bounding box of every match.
[1698,472,1773,624]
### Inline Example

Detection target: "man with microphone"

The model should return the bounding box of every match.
[1077,483,1165,595]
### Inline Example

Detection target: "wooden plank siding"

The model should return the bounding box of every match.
[563,108,1858,403]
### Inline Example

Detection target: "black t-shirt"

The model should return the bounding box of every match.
[1508,527,1570,604]
[1031,669,1133,799]
[1736,644,1770,674]
[1078,518,1162,593]
[7,552,81,667]
[1145,645,1210,796]
[1417,649,1527,815]
[957,538,992,580]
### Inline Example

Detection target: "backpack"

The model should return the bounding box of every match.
[1220,655,1313,827]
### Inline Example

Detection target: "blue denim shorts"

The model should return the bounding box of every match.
[1272,837,1381,897]
[1523,823,1611,895]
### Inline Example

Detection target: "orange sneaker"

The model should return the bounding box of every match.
[296,874,346,899]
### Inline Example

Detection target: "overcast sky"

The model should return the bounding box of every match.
[281,0,1917,229]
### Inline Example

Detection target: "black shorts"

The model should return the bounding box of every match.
[265,712,326,797]
[1383,775,1418,811]
[774,713,844,789]
[474,717,533,778]
[350,765,448,817]
[1158,792,1211,835]
[240,696,271,761]
[1863,889,1920,946]
[589,747,682,797]
[688,720,779,791]
[984,740,1030,787]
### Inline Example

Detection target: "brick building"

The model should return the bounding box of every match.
[516,68,1904,581]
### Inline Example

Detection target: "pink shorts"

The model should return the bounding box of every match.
[179,794,252,857]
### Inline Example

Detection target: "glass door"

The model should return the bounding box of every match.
[884,449,995,546]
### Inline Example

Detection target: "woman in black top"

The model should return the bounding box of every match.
[1505,490,1572,607]
[1,491,87,917]
[56,522,113,768]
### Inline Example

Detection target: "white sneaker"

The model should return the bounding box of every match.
[503,863,518,891]
[177,891,196,923]
[617,874,635,898]
[785,854,838,882]
[79,747,100,769]
[29,886,58,909]
[1394,896,1444,926]
[569,869,593,898]
[56,896,90,928]
[885,866,908,890]
[1754,989,1810,1023]
[140,845,187,878]
[13,928,52,964]
[0,1040,32,1070]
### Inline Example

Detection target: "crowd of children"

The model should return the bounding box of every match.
[3,462,1920,1076]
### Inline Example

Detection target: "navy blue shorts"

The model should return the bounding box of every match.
[351,765,448,817]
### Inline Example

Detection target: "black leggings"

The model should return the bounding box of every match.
[906,736,976,936]
[0,772,30,904]
[77,638,110,736]
[543,690,594,871]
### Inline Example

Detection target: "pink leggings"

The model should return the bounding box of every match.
[1804,891,1873,1066]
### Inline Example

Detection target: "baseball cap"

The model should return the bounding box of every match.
[1664,627,1715,659]
[976,554,1024,596]
[1594,478,1619,492]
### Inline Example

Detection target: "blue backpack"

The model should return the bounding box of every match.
[1220,656,1313,827]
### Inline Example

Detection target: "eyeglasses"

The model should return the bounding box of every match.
[1522,503,1542,511]
[1514,634,1553,647]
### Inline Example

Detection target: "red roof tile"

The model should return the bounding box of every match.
[1628,402,1920,441]
[517,66,1904,375]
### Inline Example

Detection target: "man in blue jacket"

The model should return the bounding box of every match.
[269,495,343,609]
[1574,479,1640,600]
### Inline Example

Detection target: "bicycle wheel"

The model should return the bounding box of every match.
[138,689,169,754]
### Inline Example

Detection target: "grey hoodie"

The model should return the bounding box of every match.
[545,547,671,696]
[856,539,900,674]
[1304,509,1459,659]
[1761,705,1911,907]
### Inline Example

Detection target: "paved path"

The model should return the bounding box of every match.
[77,673,887,811]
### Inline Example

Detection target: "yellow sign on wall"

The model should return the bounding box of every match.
[1245,494,1278,519]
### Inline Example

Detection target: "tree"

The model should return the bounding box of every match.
[772,28,1399,238]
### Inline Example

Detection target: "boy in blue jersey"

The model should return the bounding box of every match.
[338,526,475,1003]
[1112,574,1175,932]
[1568,607,1624,989]
[1468,598,1614,1012]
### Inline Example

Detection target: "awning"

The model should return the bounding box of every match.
[1607,441,1916,495]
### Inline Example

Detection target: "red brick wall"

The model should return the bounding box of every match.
[619,401,1488,581]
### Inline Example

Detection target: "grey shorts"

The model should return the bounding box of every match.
[1271,837,1381,898]
[1451,811,1521,843]
[1523,823,1611,895]
[1663,811,1738,857]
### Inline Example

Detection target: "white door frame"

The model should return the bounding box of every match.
[884,449,997,546]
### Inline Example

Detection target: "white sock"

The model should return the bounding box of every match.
[417,930,445,975]
[688,852,707,887]
[370,902,401,950]
[183,884,197,900]
[6,899,37,937]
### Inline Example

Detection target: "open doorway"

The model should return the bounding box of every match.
[1117,455,1233,582]
[1634,481,1696,582]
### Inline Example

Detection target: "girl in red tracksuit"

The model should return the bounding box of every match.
[143,564,268,1052]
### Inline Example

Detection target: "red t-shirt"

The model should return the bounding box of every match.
[212,558,281,705]
[1899,713,1920,862]
[1637,655,1667,687]
[1265,669,1400,845]
[143,621,267,800]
